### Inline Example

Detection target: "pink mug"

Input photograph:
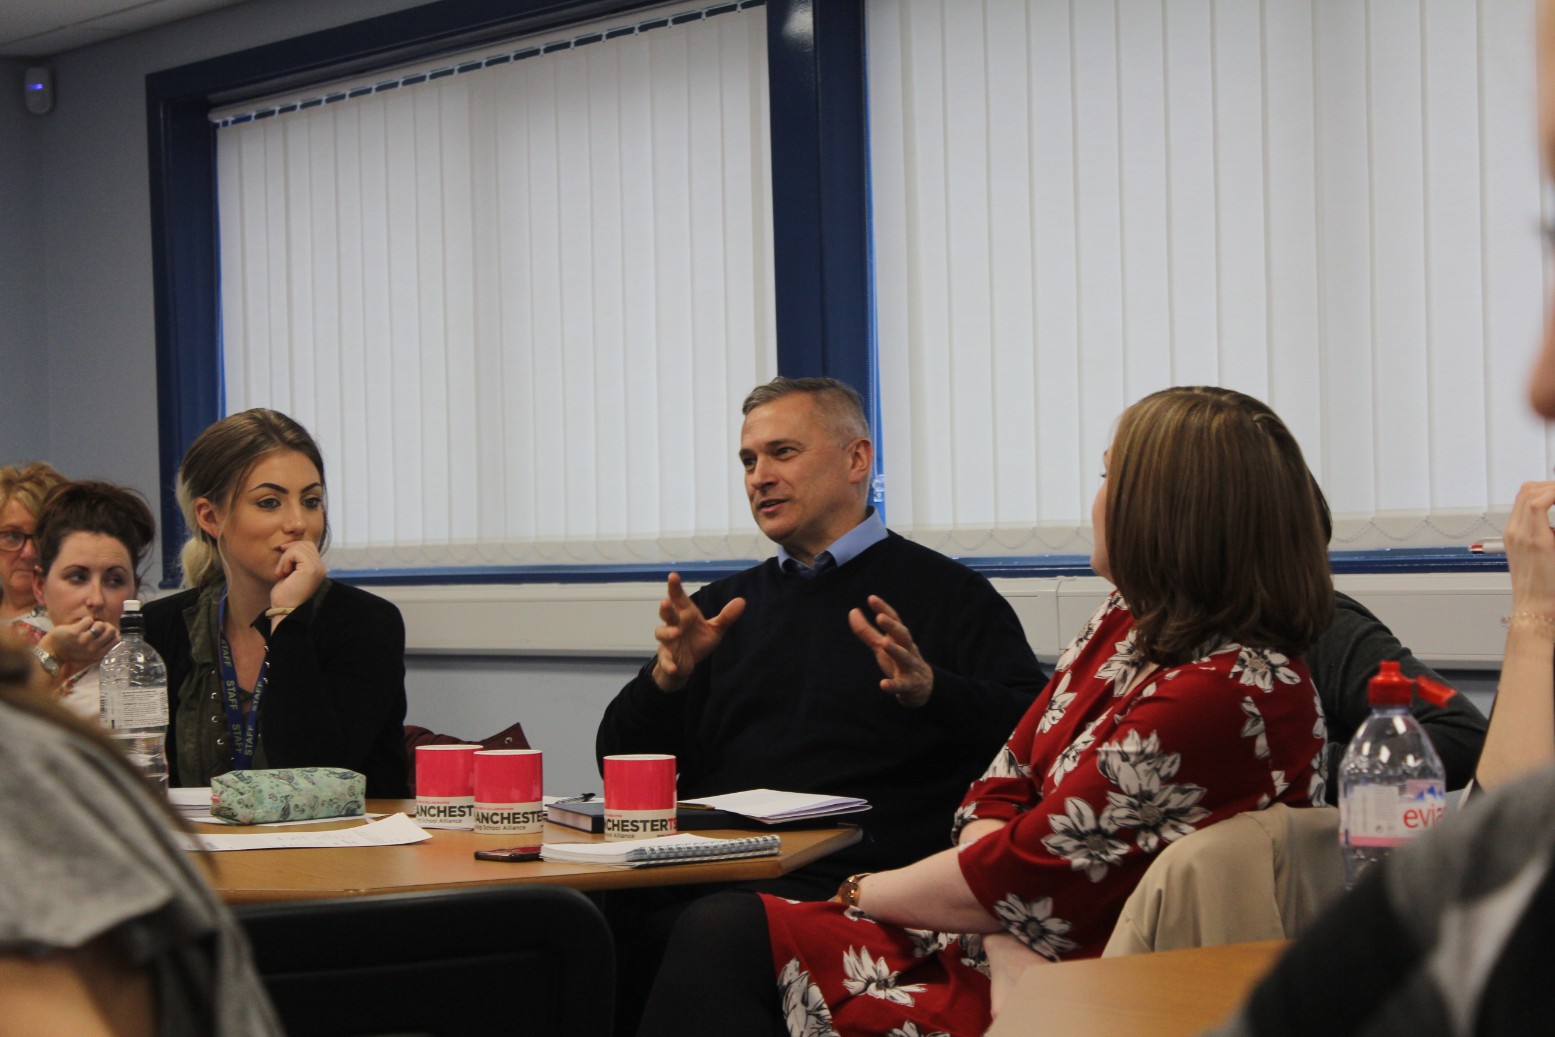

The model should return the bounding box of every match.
[602,753,677,841]
[473,749,544,837]
[415,744,480,829]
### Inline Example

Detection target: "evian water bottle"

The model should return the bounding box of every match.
[99,600,170,792]
[1338,660,1453,888]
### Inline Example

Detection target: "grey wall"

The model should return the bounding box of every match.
[0,57,47,458]
[406,655,643,794]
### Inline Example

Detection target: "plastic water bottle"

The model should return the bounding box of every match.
[99,600,170,792]
[1338,660,1450,888]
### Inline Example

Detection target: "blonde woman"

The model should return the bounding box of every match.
[0,462,65,622]
[144,409,408,797]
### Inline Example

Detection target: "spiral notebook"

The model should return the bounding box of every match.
[539,833,781,868]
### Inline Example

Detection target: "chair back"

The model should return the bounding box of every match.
[1104,804,1345,956]
[234,884,613,1037]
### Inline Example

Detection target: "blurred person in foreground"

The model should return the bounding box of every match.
[0,628,281,1036]
[1477,38,1555,787]
[1206,5,1555,1033]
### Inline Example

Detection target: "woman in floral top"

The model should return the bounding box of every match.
[636,387,1336,1037]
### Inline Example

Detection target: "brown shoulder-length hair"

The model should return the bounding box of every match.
[175,408,329,588]
[1105,386,1333,665]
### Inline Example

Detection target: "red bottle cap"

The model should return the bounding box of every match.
[1367,660,1413,708]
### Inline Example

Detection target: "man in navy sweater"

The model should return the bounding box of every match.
[596,376,1045,1033]
[596,376,1046,891]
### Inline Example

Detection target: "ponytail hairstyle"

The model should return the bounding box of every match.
[175,409,329,587]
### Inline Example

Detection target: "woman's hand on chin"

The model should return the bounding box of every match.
[270,540,327,612]
[41,615,119,666]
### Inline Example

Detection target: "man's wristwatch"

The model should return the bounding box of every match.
[836,872,873,910]
[31,644,60,677]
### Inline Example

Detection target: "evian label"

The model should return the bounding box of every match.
[417,795,475,829]
[474,801,544,836]
[605,807,676,841]
[1342,779,1447,848]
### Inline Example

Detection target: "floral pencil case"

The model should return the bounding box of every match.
[209,767,366,825]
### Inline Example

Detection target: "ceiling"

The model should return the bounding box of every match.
[0,0,252,58]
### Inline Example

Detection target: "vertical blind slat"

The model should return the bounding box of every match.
[1163,0,1219,390]
[1264,0,1324,459]
[1212,0,1269,395]
[1422,0,1488,513]
[1028,0,1082,533]
[1118,0,1173,403]
[987,0,1038,532]
[1368,0,1433,525]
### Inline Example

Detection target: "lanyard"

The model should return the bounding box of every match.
[217,593,268,770]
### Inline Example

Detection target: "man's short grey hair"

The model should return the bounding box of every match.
[741,377,870,442]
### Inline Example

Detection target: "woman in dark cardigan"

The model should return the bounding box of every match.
[145,408,408,797]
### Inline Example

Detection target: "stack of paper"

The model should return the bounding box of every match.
[180,812,430,852]
[678,789,870,824]
[168,786,213,819]
[540,832,780,868]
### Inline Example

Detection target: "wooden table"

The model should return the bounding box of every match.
[985,940,1286,1037]
[195,800,861,904]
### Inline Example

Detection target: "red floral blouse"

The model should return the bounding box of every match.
[761,593,1327,1037]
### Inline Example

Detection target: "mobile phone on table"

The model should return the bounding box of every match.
[473,845,542,862]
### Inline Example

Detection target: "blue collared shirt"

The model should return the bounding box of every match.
[778,507,887,579]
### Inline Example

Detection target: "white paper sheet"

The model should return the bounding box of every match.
[181,811,430,851]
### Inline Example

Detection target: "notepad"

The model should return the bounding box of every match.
[539,833,781,867]
[546,790,870,833]
[678,789,871,824]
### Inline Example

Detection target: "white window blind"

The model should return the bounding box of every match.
[868,0,1547,555]
[214,1,777,571]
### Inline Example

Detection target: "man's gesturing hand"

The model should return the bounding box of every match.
[849,594,934,708]
[651,572,746,692]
